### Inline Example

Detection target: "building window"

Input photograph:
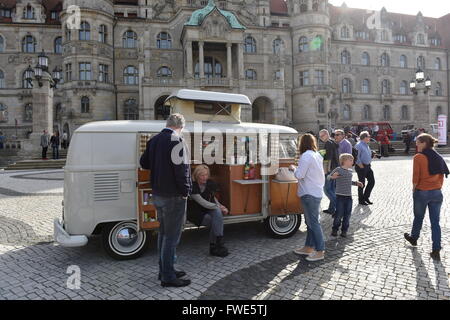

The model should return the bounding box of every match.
[23,5,35,19]
[382,79,391,95]
[98,64,109,83]
[273,38,284,54]
[400,81,408,95]
[318,98,325,114]
[79,62,92,81]
[54,37,62,54]
[194,57,222,78]
[431,37,441,46]
[81,96,90,113]
[343,105,351,120]
[315,70,324,85]
[274,70,282,80]
[22,35,36,53]
[65,24,71,41]
[383,105,391,120]
[363,105,371,120]
[341,26,350,39]
[380,30,389,41]
[299,71,309,86]
[0,70,4,88]
[99,25,107,44]
[356,31,369,40]
[0,35,4,52]
[400,55,407,68]
[361,52,370,66]
[300,0,307,12]
[123,30,137,48]
[0,103,8,122]
[0,9,12,18]
[157,32,172,49]
[244,36,256,53]
[24,104,33,122]
[394,34,407,43]
[124,66,139,85]
[157,66,172,77]
[435,82,443,96]
[124,99,139,120]
[299,36,308,52]
[417,56,425,69]
[417,34,425,45]
[362,79,370,94]
[65,63,72,82]
[51,11,58,20]
[401,105,409,120]
[435,58,441,70]
[245,69,257,80]
[79,21,91,41]
[342,78,352,93]
[22,70,32,88]
[341,50,351,65]
[381,53,390,67]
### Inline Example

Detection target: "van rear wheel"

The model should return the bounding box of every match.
[264,214,301,239]
[102,221,150,260]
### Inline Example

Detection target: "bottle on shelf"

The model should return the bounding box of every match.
[243,162,250,180]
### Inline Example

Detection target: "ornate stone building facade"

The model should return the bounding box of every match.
[0,0,449,140]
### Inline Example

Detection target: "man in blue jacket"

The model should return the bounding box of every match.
[140,113,192,287]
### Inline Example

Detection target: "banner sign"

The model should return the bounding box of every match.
[438,114,447,146]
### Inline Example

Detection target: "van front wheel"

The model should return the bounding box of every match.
[102,221,150,260]
[264,214,301,239]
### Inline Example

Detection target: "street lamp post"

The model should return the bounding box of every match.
[410,68,432,130]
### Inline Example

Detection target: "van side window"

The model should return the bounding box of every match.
[194,102,232,116]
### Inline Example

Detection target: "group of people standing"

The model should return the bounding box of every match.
[40,130,68,160]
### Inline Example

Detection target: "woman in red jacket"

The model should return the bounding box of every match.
[380,131,390,157]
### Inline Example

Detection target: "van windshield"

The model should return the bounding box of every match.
[279,135,298,159]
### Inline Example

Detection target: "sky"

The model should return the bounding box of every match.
[328,0,450,18]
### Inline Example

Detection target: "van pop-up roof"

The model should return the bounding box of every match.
[164,89,251,123]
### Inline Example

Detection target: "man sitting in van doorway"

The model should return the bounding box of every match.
[140,113,192,288]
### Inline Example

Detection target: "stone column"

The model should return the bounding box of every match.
[227,42,232,80]
[186,40,193,78]
[238,43,244,80]
[199,41,205,79]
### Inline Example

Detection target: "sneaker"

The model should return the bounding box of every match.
[306,251,325,262]
[331,230,338,237]
[404,233,417,246]
[341,232,347,238]
[430,250,441,261]
[294,247,314,256]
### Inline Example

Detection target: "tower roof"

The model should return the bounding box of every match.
[185,0,245,29]
[270,0,288,16]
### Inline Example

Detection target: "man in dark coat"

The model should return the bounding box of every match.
[140,113,192,288]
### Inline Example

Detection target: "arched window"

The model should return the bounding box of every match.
[318,98,325,114]
[383,105,391,120]
[400,81,408,95]
[157,66,172,77]
[24,104,33,122]
[99,25,107,44]
[361,52,370,66]
[81,96,90,113]
[435,82,443,96]
[300,0,308,12]
[245,69,257,80]
[22,70,32,88]
[381,53,390,67]
[23,5,35,19]
[363,105,371,120]
[343,105,351,120]
[0,70,4,88]
[341,50,351,64]
[382,79,391,94]
[417,56,425,69]
[341,26,350,39]
[124,99,139,120]
[417,34,425,45]
[401,105,409,120]
[299,36,309,52]
[244,36,256,53]
[435,57,441,70]
[123,30,137,48]
[123,66,139,85]
[157,32,172,49]
[54,37,62,54]
[273,38,284,54]
[0,35,4,52]
[362,79,370,94]
[436,106,443,119]
[22,35,36,53]
[400,55,407,68]
[342,78,352,93]
[79,21,91,41]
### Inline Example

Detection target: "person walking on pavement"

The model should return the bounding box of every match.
[380,131,390,157]
[319,129,339,216]
[140,113,192,288]
[403,131,412,154]
[290,133,326,262]
[335,129,352,156]
[355,131,375,206]
[40,130,50,160]
[404,134,449,261]
[50,132,60,160]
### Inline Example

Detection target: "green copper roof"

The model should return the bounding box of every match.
[185,0,245,30]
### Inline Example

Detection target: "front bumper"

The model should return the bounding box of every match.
[53,218,88,247]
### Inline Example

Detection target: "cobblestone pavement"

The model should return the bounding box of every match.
[0,157,449,300]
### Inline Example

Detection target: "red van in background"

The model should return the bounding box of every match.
[350,122,394,141]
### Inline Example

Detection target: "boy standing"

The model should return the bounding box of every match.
[328,154,363,237]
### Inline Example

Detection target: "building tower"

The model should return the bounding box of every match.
[291,0,333,132]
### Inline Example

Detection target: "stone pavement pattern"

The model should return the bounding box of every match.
[0,157,449,300]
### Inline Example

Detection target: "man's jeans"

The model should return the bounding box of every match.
[324,176,336,213]
[52,146,59,159]
[333,195,353,233]
[301,195,325,252]
[411,189,443,251]
[153,195,187,282]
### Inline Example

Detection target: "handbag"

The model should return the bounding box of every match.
[275,167,297,182]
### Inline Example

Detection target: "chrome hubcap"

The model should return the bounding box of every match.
[110,222,145,255]
[270,215,297,235]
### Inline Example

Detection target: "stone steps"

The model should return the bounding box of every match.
[4,159,66,171]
